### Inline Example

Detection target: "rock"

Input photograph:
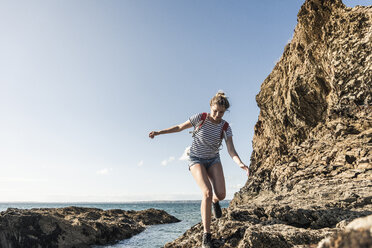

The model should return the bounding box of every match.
[165,0,372,247]
[0,207,180,248]
[317,215,372,248]
[346,214,372,231]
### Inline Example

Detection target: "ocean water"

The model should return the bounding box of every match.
[0,201,230,248]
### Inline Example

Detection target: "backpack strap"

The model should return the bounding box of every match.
[191,112,208,136]
[199,112,208,129]
[221,121,229,140]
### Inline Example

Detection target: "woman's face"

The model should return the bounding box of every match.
[210,104,226,122]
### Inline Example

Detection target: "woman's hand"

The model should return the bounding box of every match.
[149,131,158,139]
[227,137,249,178]
[239,163,250,177]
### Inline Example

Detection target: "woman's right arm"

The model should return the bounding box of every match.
[149,120,192,139]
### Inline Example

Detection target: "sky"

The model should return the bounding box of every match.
[0,0,369,202]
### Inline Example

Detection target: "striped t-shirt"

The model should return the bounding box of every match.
[189,113,233,159]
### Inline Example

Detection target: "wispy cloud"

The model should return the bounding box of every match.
[138,160,144,167]
[96,168,112,175]
[229,184,243,190]
[0,177,48,183]
[179,146,190,161]
[161,156,175,166]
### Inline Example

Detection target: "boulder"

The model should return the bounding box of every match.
[317,214,372,248]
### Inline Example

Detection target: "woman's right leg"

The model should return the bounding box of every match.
[190,163,213,234]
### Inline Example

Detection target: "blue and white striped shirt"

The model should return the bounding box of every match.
[189,113,233,159]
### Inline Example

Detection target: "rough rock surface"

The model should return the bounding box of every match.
[165,0,371,247]
[317,215,372,248]
[0,206,180,248]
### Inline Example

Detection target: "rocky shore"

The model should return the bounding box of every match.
[0,206,180,248]
[165,0,372,247]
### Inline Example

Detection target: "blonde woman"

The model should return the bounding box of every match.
[149,91,249,248]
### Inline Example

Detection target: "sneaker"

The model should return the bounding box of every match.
[202,233,212,248]
[212,201,222,218]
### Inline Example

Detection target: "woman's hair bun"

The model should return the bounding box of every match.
[216,90,226,97]
[210,90,230,109]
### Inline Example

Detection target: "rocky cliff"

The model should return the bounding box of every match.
[165,0,371,247]
[0,207,180,248]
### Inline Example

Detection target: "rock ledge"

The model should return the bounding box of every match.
[0,206,180,248]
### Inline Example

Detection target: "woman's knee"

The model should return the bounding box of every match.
[202,188,213,200]
[215,191,226,201]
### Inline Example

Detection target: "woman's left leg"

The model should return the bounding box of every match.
[207,162,226,203]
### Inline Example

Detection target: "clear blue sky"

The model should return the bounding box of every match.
[0,0,368,202]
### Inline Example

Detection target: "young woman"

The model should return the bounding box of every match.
[149,91,249,248]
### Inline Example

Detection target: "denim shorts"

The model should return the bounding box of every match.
[188,155,221,170]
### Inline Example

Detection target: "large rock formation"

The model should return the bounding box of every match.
[0,207,180,248]
[165,0,371,247]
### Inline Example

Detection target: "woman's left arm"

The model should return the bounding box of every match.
[226,136,249,177]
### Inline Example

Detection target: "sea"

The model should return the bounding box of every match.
[0,200,230,248]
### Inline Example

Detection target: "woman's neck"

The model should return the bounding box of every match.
[207,114,222,124]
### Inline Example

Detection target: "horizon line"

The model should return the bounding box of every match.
[0,199,232,204]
